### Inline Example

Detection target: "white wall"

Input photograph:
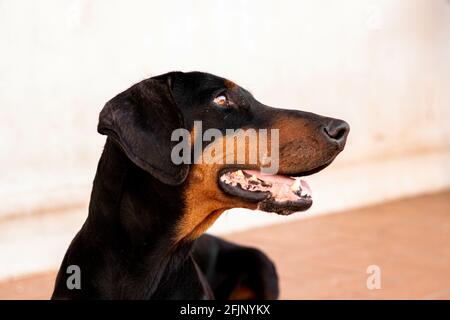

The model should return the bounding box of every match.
[1,0,450,228]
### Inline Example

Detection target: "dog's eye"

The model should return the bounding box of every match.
[213,95,229,107]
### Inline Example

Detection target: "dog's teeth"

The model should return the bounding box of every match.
[300,182,312,196]
[301,190,310,197]
[291,178,301,192]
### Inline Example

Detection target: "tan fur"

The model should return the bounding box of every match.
[229,284,257,300]
[273,117,331,172]
[174,131,263,243]
[174,115,318,243]
[175,163,256,243]
[224,79,238,91]
[273,117,309,143]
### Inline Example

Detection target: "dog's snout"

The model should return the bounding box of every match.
[322,119,349,148]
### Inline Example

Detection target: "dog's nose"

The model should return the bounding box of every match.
[323,119,350,148]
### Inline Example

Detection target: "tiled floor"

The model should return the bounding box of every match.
[0,191,449,299]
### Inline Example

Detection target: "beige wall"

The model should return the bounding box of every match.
[1,0,450,227]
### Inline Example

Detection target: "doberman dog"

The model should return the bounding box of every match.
[52,71,349,300]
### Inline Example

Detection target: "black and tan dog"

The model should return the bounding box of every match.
[52,71,349,299]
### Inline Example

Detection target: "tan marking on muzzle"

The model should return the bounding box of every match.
[175,130,273,243]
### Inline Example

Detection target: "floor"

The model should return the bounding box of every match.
[0,191,449,300]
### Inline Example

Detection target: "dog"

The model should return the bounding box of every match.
[52,71,349,299]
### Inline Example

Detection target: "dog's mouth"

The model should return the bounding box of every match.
[218,169,314,215]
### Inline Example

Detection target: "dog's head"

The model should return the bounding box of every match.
[98,71,349,242]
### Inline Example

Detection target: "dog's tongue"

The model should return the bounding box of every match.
[244,170,312,197]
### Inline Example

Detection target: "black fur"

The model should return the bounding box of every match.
[52,71,349,299]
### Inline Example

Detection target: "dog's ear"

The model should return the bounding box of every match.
[98,73,189,185]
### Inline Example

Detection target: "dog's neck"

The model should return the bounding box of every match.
[86,139,183,246]
[56,139,202,299]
